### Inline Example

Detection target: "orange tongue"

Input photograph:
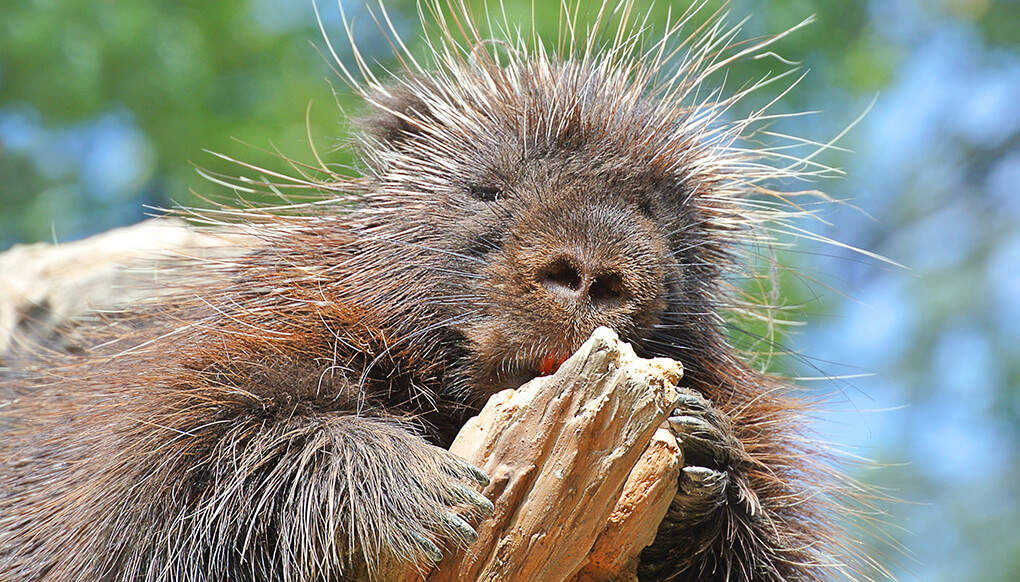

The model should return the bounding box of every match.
[538,351,571,376]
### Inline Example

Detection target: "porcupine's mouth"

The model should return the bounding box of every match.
[500,349,573,390]
[537,350,572,376]
[474,332,580,394]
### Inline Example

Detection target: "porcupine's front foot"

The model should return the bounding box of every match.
[405,452,496,563]
[666,388,742,524]
[636,387,750,581]
[378,440,495,568]
[310,418,495,579]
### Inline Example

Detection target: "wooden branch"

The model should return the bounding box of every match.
[423,328,683,582]
[571,427,682,582]
[0,218,248,357]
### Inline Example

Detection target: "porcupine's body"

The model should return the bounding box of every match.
[0,2,874,581]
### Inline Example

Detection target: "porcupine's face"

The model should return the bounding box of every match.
[361,62,724,397]
[449,157,688,395]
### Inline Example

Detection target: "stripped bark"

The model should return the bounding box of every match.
[425,328,682,582]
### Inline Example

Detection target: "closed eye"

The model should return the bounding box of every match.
[469,184,502,202]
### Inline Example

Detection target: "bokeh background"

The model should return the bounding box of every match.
[2,0,1017,579]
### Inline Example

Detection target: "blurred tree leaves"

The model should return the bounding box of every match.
[0,0,357,245]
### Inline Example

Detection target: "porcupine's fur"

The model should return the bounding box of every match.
[0,1,886,580]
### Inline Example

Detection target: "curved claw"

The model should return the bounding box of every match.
[411,531,444,563]
[673,389,709,411]
[668,465,730,526]
[451,458,490,487]
[668,415,721,440]
[680,466,729,504]
[668,384,744,471]
[445,511,479,544]
[454,483,495,516]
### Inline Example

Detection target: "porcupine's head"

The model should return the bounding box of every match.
[311,0,825,401]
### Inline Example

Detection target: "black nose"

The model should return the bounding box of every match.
[536,256,628,310]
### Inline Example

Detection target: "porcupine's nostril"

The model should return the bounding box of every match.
[588,272,626,309]
[537,257,585,302]
[537,256,628,311]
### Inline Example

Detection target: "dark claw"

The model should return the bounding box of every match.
[452,458,490,487]
[668,415,720,439]
[668,386,741,470]
[454,483,495,516]
[680,466,729,503]
[669,466,730,526]
[411,531,443,563]
[666,389,738,522]
[673,390,709,411]
[445,511,479,544]
[668,413,733,464]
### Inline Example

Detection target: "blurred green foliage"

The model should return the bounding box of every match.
[0,0,355,243]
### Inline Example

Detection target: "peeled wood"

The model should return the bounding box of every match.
[570,427,682,582]
[425,328,683,582]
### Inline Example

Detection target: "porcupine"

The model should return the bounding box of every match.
[0,1,881,580]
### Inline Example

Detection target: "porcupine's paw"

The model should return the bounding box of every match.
[666,387,741,522]
[382,442,494,566]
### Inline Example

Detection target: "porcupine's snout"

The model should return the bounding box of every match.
[535,252,629,312]
[498,192,669,361]
[515,191,667,323]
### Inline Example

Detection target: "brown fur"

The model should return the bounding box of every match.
[1,3,880,581]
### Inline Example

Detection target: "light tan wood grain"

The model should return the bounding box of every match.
[424,328,682,582]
